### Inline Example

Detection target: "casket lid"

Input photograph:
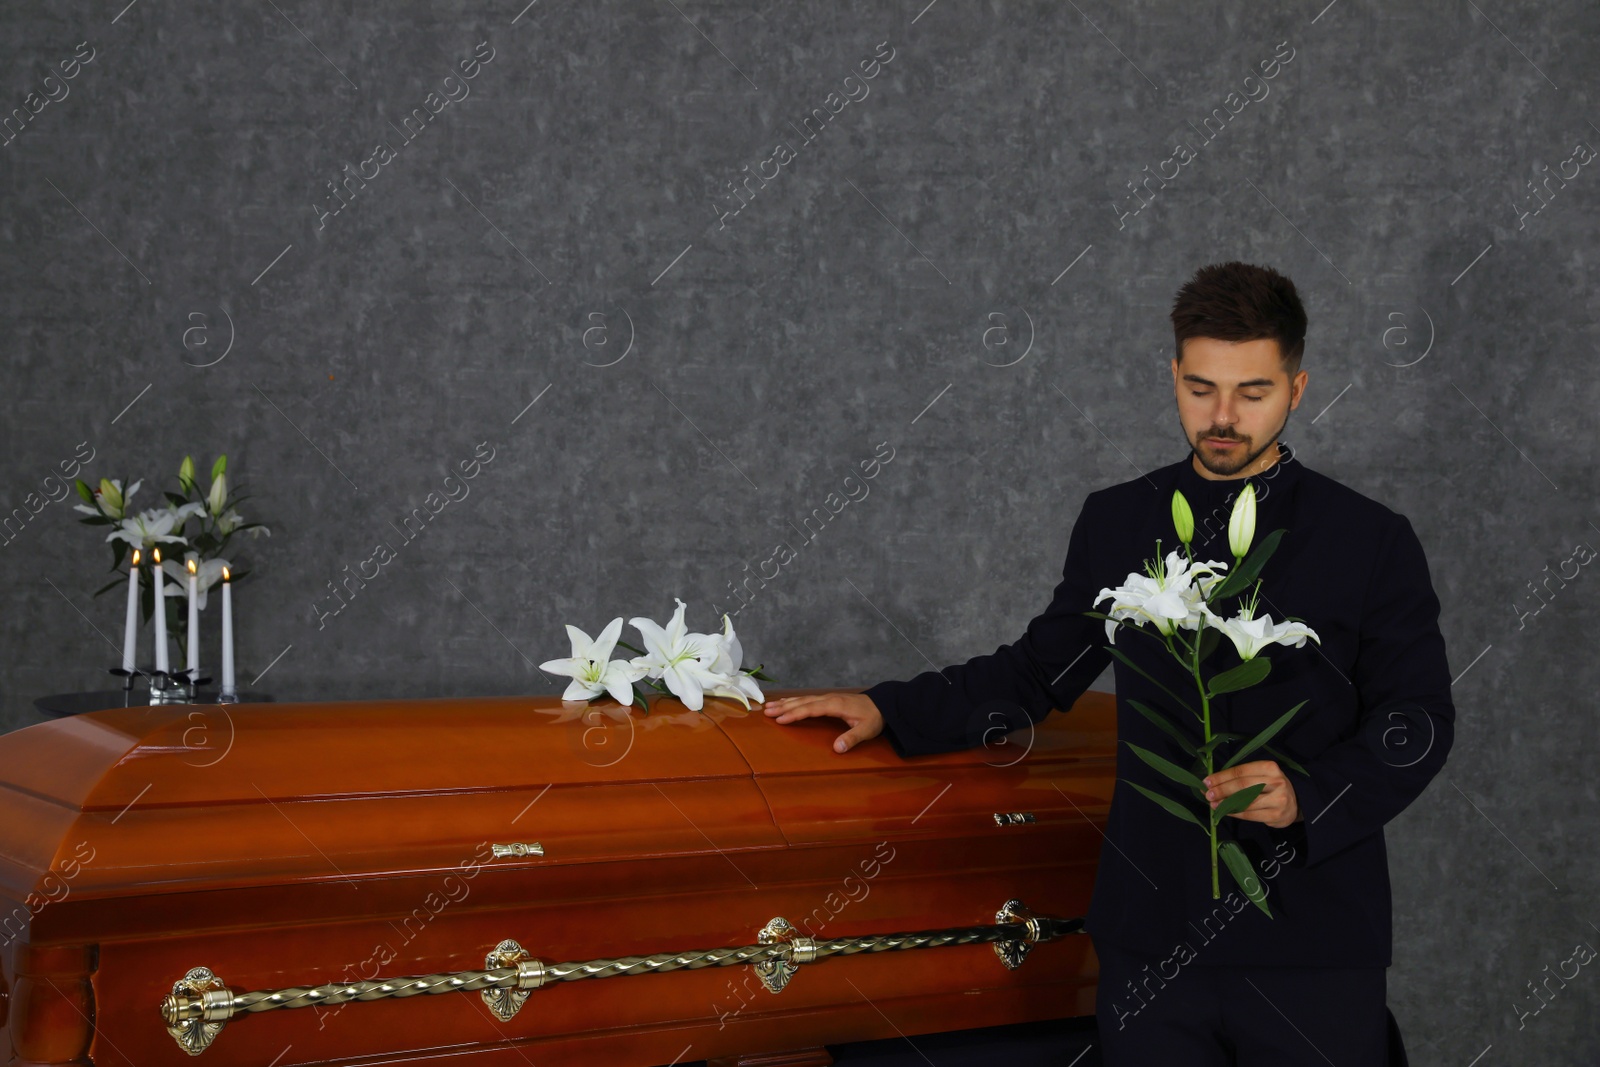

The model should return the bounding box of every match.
[0,689,1113,909]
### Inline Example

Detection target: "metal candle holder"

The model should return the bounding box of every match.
[110,666,214,706]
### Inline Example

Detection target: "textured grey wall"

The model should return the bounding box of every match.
[2,0,1596,1060]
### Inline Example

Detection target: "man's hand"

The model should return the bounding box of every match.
[1203,760,1302,828]
[763,693,884,753]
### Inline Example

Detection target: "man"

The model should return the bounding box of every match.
[763,261,1453,1065]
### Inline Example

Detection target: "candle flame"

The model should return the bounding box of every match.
[153,547,162,562]
[223,566,231,581]
[132,549,141,565]
[187,558,197,574]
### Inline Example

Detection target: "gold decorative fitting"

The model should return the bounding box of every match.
[491,841,545,858]
[483,939,545,1021]
[993,812,1036,825]
[159,901,1084,1053]
[160,966,231,1056]
[994,898,1049,970]
[754,916,814,994]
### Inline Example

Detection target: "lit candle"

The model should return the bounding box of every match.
[186,558,200,679]
[220,566,235,699]
[152,548,169,673]
[120,549,141,672]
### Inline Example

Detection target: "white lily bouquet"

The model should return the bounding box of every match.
[1090,482,1318,917]
[75,454,270,659]
[540,598,774,713]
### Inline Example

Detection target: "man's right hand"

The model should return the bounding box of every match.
[762,692,885,753]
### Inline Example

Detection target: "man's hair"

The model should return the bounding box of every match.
[1170,261,1307,373]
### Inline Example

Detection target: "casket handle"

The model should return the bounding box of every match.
[159,899,1083,1054]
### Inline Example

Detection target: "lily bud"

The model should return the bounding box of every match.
[178,454,196,492]
[207,472,228,517]
[98,477,124,518]
[1227,482,1257,559]
[1171,490,1194,545]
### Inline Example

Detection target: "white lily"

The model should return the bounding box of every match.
[160,553,231,611]
[538,616,648,705]
[697,613,765,709]
[107,503,202,549]
[1228,482,1257,559]
[1214,603,1320,662]
[207,472,228,518]
[75,477,141,520]
[628,598,725,711]
[1096,550,1228,643]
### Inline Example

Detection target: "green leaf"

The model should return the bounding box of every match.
[1210,528,1286,601]
[1104,645,1198,719]
[1124,741,1206,790]
[1126,699,1197,755]
[164,490,188,508]
[74,478,95,504]
[1219,840,1272,918]
[1120,778,1206,830]
[1262,743,1307,776]
[1210,782,1266,824]
[1222,700,1307,770]
[1196,732,1243,757]
[212,454,227,480]
[1207,657,1271,697]
[92,576,123,597]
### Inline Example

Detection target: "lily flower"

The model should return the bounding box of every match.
[207,471,228,518]
[107,503,202,549]
[1096,550,1228,642]
[1228,482,1257,559]
[628,598,725,711]
[1171,490,1195,545]
[697,613,765,709]
[160,553,232,610]
[1214,596,1321,661]
[538,616,648,705]
[74,477,141,520]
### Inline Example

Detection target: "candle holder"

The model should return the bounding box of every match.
[110,666,213,705]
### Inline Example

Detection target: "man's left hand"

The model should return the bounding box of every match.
[1203,761,1302,828]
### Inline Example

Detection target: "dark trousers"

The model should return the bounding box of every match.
[1091,933,1390,1066]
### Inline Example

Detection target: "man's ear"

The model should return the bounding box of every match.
[1170,357,1180,390]
[1288,369,1309,410]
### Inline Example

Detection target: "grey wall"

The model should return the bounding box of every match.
[3,0,1596,1060]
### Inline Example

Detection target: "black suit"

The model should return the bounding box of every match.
[863,444,1455,971]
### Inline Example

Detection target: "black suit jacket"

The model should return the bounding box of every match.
[863,445,1455,968]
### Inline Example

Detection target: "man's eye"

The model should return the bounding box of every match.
[1242,394,1265,402]
[1189,390,1211,397]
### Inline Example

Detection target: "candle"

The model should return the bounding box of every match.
[186,558,200,678]
[221,566,235,699]
[152,548,169,673]
[122,549,141,672]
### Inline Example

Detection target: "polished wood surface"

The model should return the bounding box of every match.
[0,688,1116,1067]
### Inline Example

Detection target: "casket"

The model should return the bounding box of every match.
[0,687,1116,1067]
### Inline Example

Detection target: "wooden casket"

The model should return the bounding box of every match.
[0,688,1116,1067]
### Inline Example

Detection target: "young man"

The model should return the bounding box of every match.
[763,261,1453,1064]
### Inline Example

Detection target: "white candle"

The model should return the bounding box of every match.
[221,567,235,698]
[152,548,169,673]
[186,558,200,678]
[122,549,141,672]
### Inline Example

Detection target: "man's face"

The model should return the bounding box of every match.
[1171,336,1308,478]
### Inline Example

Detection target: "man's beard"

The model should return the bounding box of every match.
[1189,409,1291,476]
